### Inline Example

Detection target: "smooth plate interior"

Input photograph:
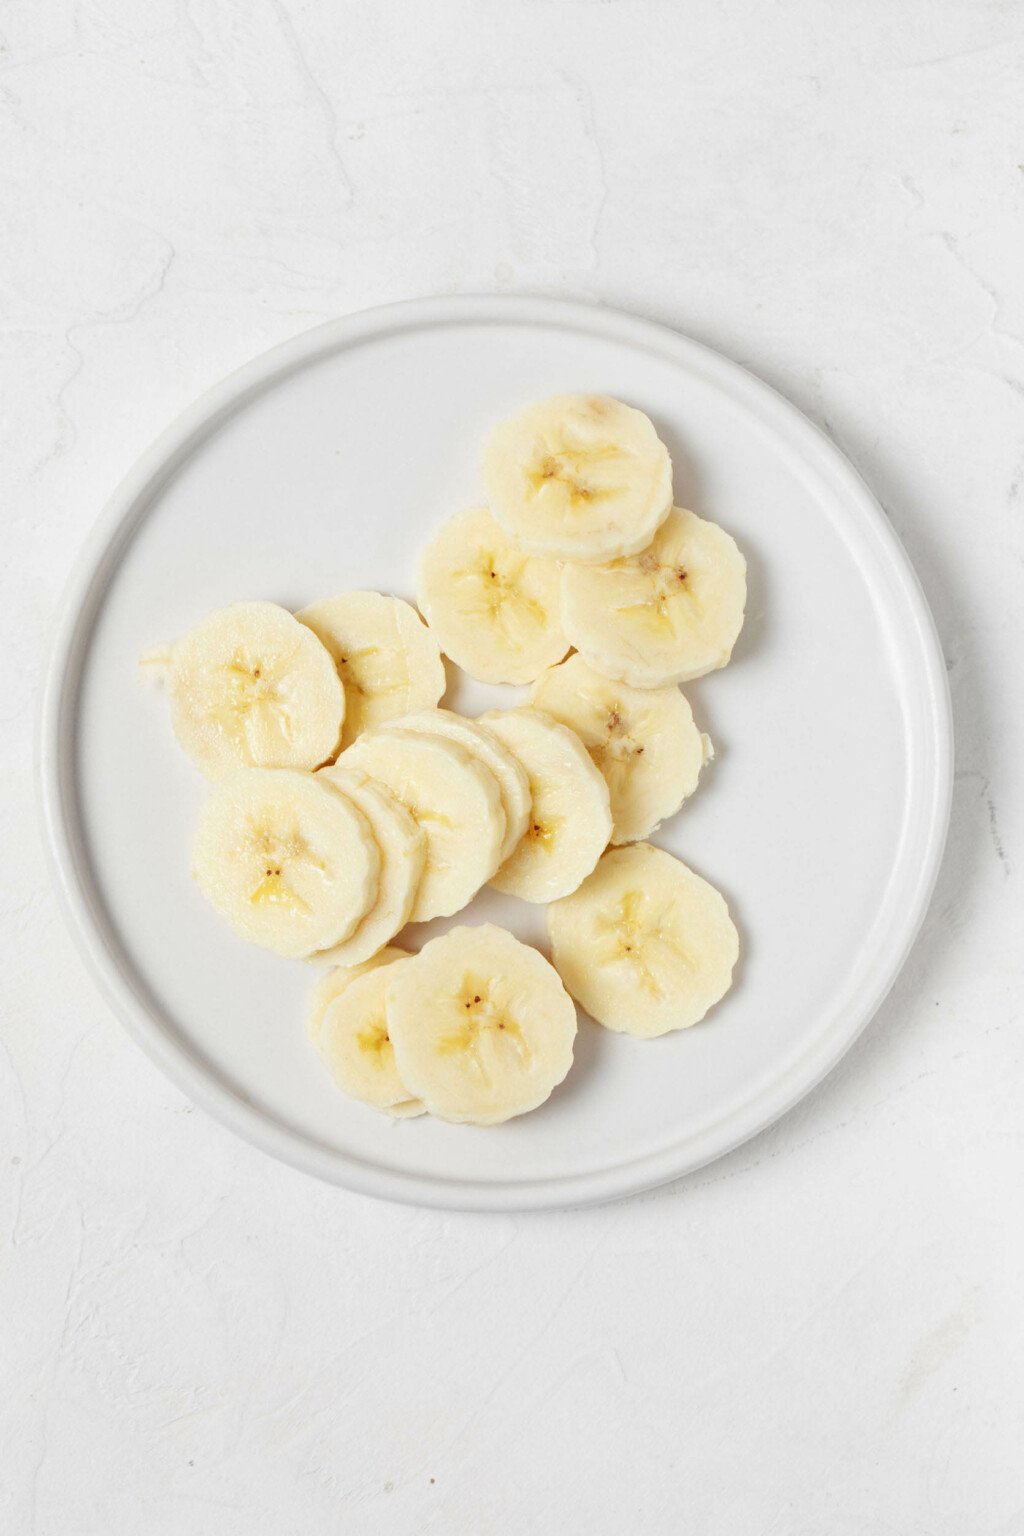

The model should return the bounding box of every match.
[41,297,951,1209]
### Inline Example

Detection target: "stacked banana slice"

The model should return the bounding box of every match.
[146,393,747,1128]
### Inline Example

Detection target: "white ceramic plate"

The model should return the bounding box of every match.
[40,296,951,1210]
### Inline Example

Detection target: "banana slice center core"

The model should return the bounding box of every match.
[526,815,561,852]
[245,823,325,913]
[355,1016,393,1062]
[453,550,547,636]
[436,975,532,1082]
[222,653,288,726]
[592,706,645,768]
[526,437,632,510]
[337,643,406,704]
[594,889,695,998]
[617,557,701,636]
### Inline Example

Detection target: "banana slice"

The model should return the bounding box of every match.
[296,591,445,749]
[315,952,425,1118]
[547,843,738,1037]
[166,601,344,779]
[479,708,611,902]
[417,506,569,684]
[383,708,530,864]
[482,394,673,564]
[315,766,426,965]
[386,924,577,1125]
[340,729,505,922]
[529,654,710,844]
[191,768,379,958]
[307,944,409,1047]
[561,507,746,687]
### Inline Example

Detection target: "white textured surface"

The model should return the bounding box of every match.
[1,2,1021,1530]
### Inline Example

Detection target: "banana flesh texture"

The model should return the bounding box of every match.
[307,945,408,1047]
[561,507,747,687]
[191,768,380,958]
[482,394,673,563]
[315,953,425,1118]
[417,506,568,684]
[547,843,739,1037]
[481,708,612,903]
[314,766,426,966]
[296,590,445,749]
[340,727,505,923]
[386,924,577,1125]
[382,707,530,865]
[529,653,711,845]
[167,601,344,779]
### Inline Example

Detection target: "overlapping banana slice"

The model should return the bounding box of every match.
[417,506,569,684]
[480,708,612,902]
[296,590,445,748]
[385,925,577,1125]
[307,945,407,1046]
[482,394,673,563]
[547,843,738,1037]
[383,708,530,864]
[313,950,424,1118]
[315,765,426,965]
[167,601,344,779]
[529,654,711,844]
[340,727,505,922]
[561,507,747,687]
[191,768,380,958]
[154,387,750,1126]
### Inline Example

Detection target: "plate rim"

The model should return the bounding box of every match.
[37,293,953,1211]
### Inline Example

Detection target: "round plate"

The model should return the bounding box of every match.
[39,296,951,1210]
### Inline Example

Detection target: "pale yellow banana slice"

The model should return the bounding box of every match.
[296,590,445,749]
[315,953,425,1118]
[528,654,711,845]
[416,506,569,684]
[547,843,738,1037]
[480,708,611,903]
[339,728,505,922]
[307,944,409,1047]
[191,768,379,958]
[383,708,530,864]
[166,601,344,779]
[561,507,746,687]
[315,766,426,966]
[482,394,673,564]
[386,924,577,1125]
